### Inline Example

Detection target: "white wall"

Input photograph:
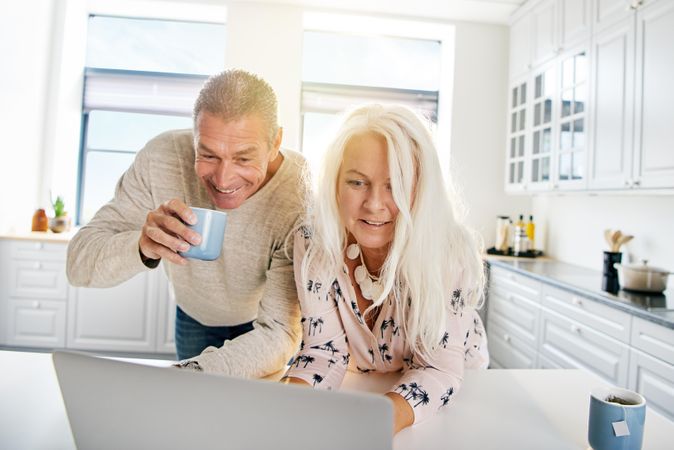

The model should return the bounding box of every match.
[224,2,304,150]
[0,0,55,232]
[534,195,674,272]
[450,23,531,248]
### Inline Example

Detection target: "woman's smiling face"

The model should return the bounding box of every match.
[337,132,399,254]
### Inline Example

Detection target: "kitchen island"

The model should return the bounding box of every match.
[2,349,673,449]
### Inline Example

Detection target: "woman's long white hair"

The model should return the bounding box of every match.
[302,104,485,358]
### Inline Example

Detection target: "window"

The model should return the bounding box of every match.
[300,29,442,177]
[78,15,225,224]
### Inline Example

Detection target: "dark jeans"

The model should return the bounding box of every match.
[175,306,254,361]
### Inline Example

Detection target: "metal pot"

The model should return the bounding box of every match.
[613,260,672,293]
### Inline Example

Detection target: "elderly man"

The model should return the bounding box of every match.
[67,69,307,377]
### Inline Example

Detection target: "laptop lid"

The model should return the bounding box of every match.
[53,351,392,450]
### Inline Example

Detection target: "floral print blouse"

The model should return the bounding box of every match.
[286,230,489,424]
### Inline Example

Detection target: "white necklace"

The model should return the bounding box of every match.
[346,243,384,301]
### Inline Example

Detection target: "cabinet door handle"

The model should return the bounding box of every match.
[34,242,44,250]
[571,325,581,334]
[33,301,41,309]
[571,297,582,306]
[33,262,42,270]
[633,179,641,187]
[504,334,512,343]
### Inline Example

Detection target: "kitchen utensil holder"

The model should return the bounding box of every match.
[602,251,622,294]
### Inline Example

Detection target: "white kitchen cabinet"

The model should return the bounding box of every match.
[538,307,630,386]
[532,0,559,66]
[505,77,530,192]
[559,0,592,48]
[67,271,158,353]
[628,348,674,421]
[593,0,635,32]
[587,16,635,189]
[540,284,632,342]
[1,238,176,355]
[509,14,533,79]
[7,299,67,348]
[487,266,542,368]
[632,0,674,189]
[630,316,674,367]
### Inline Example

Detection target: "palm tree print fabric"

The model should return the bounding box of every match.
[286,231,489,424]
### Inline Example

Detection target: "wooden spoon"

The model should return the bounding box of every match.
[612,230,623,252]
[615,235,634,252]
[604,229,614,249]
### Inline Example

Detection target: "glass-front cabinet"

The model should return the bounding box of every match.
[504,46,589,193]
[556,50,588,189]
[506,79,528,190]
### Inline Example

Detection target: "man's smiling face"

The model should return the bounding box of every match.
[194,111,280,210]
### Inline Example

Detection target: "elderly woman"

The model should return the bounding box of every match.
[282,104,488,433]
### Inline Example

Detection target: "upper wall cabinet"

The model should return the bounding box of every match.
[508,0,674,193]
[589,0,674,190]
[510,15,533,79]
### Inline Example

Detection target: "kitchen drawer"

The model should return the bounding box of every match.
[486,318,538,369]
[539,308,629,386]
[631,317,674,366]
[8,259,68,300]
[537,353,564,369]
[541,284,631,343]
[628,348,674,421]
[487,289,540,348]
[9,240,67,261]
[489,266,542,302]
[6,298,66,348]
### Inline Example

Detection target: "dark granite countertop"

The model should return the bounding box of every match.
[486,257,674,329]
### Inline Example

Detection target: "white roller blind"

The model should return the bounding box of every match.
[83,69,207,116]
[302,82,438,121]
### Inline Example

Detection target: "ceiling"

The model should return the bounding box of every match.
[201,0,528,25]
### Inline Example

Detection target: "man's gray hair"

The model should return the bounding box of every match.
[193,69,279,146]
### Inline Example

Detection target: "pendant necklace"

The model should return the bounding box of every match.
[346,243,384,301]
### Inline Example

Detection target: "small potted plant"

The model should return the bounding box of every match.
[49,195,72,233]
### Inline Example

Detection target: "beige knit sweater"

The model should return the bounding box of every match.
[67,129,308,377]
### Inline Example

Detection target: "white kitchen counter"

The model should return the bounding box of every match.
[2,349,673,449]
[0,229,78,243]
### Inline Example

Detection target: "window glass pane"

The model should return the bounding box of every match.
[572,152,584,180]
[559,153,571,180]
[81,151,136,223]
[541,157,550,181]
[510,138,516,158]
[87,111,192,152]
[574,83,586,114]
[303,31,440,90]
[532,159,540,181]
[573,119,585,148]
[512,113,517,133]
[534,103,541,126]
[509,163,515,183]
[535,75,542,98]
[512,87,518,108]
[544,99,552,124]
[518,136,525,157]
[517,161,524,182]
[520,83,527,104]
[519,109,526,131]
[561,88,572,117]
[533,130,540,155]
[560,121,572,149]
[86,16,225,74]
[542,128,551,153]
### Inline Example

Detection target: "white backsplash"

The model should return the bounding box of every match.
[533,194,674,273]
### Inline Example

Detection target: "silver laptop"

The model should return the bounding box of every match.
[53,351,392,450]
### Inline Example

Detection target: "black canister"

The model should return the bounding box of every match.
[602,251,622,293]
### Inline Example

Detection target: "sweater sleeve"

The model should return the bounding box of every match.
[284,230,349,389]
[66,143,158,287]
[191,219,302,378]
[389,306,488,424]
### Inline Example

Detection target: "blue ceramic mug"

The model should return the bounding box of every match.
[178,207,227,261]
[588,387,646,450]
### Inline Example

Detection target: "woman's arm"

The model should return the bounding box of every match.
[385,392,415,434]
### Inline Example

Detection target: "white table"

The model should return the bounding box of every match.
[1,349,673,449]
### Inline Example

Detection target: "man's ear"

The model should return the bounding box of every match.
[273,127,283,152]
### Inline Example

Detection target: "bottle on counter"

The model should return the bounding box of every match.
[526,215,535,250]
[513,214,530,256]
[31,208,49,232]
